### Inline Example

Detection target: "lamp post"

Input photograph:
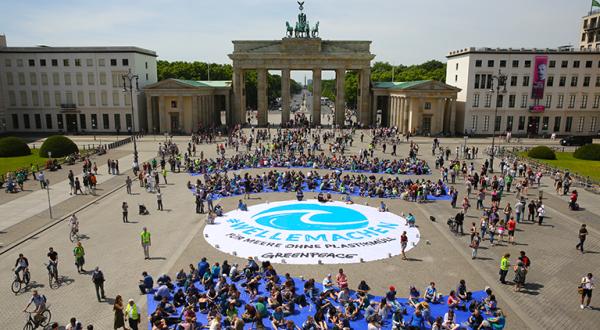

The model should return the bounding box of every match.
[122,69,139,164]
[488,69,508,173]
[45,179,52,219]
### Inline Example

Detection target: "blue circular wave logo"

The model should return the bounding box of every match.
[251,203,369,231]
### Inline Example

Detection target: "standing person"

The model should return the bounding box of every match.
[527,200,536,222]
[73,242,85,273]
[580,273,595,309]
[400,231,408,260]
[125,176,132,194]
[513,262,526,292]
[454,211,465,235]
[68,170,75,195]
[113,295,126,330]
[499,253,511,284]
[537,204,545,225]
[156,191,163,211]
[195,194,204,214]
[206,191,214,212]
[514,198,524,223]
[575,224,589,254]
[122,202,128,223]
[507,217,517,245]
[162,168,168,185]
[125,299,140,330]
[91,267,106,301]
[140,227,151,260]
[74,177,84,195]
[470,232,480,259]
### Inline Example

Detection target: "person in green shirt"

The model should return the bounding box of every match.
[140,227,151,260]
[499,253,510,284]
[73,241,85,273]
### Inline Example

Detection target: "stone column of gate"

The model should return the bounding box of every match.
[158,95,166,132]
[191,95,198,131]
[388,96,395,128]
[281,68,291,124]
[372,93,379,126]
[312,68,322,126]
[403,97,410,133]
[450,98,457,134]
[224,92,231,126]
[257,68,268,127]
[335,68,346,127]
[437,98,446,134]
[398,97,405,133]
[232,68,245,126]
[146,95,154,133]
[359,67,371,126]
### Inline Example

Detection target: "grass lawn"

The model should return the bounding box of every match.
[519,151,600,181]
[0,149,47,176]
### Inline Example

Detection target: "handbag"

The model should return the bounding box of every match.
[577,284,584,295]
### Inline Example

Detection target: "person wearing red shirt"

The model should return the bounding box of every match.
[506,217,517,245]
[336,268,348,289]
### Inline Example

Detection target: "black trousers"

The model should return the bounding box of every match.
[576,237,586,252]
[94,282,105,300]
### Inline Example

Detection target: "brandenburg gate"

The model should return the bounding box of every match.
[228,3,375,127]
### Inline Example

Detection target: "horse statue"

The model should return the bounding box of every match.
[285,21,294,38]
[304,21,310,38]
[311,21,319,38]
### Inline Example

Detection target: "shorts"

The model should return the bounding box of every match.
[401,242,407,249]
[582,289,593,298]
[508,230,515,236]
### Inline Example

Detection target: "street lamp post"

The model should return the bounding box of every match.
[122,69,140,164]
[488,69,508,173]
[45,179,52,219]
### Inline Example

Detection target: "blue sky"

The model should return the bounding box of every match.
[0,0,590,65]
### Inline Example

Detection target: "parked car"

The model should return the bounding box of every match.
[559,135,593,146]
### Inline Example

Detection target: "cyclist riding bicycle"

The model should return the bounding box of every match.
[23,290,47,324]
[14,253,29,282]
[46,247,58,276]
[68,213,79,236]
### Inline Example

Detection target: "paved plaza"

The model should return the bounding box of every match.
[0,124,599,330]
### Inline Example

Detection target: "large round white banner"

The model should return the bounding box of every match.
[203,200,420,264]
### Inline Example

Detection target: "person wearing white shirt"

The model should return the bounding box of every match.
[580,273,595,309]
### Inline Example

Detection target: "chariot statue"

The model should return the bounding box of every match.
[285,1,320,39]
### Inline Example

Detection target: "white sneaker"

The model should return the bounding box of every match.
[580,304,585,309]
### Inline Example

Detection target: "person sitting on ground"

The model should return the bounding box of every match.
[270,306,286,329]
[408,286,420,307]
[317,192,326,203]
[386,286,402,311]
[337,287,351,304]
[138,271,154,294]
[379,200,387,212]
[357,279,371,297]
[154,283,170,301]
[406,213,416,227]
[344,194,354,204]
[443,309,460,330]
[447,290,461,310]
[424,282,439,303]
[214,204,223,216]
[238,199,248,211]
[457,279,470,301]
[157,273,173,290]
[479,309,505,329]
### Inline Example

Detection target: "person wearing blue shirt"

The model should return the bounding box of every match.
[154,284,170,301]
[409,309,425,329]
[238,199,248,211]
[138,271,153,294]
[211,262,221,279]
[197,257,209,278]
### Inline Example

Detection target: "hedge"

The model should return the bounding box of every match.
[39,135,79,158]
[574,144,600,161]
[527,146,556,160]
[0,136,31,157]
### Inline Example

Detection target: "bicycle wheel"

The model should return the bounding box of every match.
[11,279,21,294]
[69,231,76,242]
[22,321,34,330]
[24,272,30,285]
[41,309,51,327]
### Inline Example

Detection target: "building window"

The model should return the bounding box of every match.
[26,73,35,86]
[88,72,95,85]
[57,114,64,130]
[487,60,494,67]
[424,102,431,110]
[114,114,121,131]
[485,74,492,89]
[101,91,108,106]
[590,117,598,132]
[494,116,501,131]
[89,91,96,106]
[45,114,52,129]
[64,73,71,85]
[5,59,11,67]
[126,114,132,130]
[34,114,42,129]
[559,76,566,87]
[12,114,19,129]
[474,74,480,89]
[582,95,588,108]
[509,94,516,108]
[565,117,573,132]
[98,59,105,67]
[584,76,591,87]
[506,116,514,131]
[40,59,46,66]
[99,72,107,85]
[561,60,568,68]
[545,95,552,108]
[41,73,48,85]
[102,114,110,129]
[28,59,35,67]
[145,62,148,69]
[86,58,93,67]
[547,76,554,87]
[112,91,120,106]
[512,60,519,68]
[500,60,506,67]
[586,60,593,68]
[52,72,60,85]
[524,60,531,68]
[557,95,564,108]
[483,115,490,131]
[518,116,526,130]
[8,91,16,106]
[76,72,83,85]
[110,59,117,66]
[75,59,81,67]
[23,114,30,129]
[32,91,39,106]
[573,60,580,68]
[521,94,528,108]
[79,114,86,130]
[471,115,478,131]
[77,91,84,106]
[484,94,492,108]
[553,117,561,132]
[577,117,585,132]
[510,76,517,86]
[596,76,600,87]
[171,100,178,108]
[475,60,482,67]
[6,72,13,85]
[63,59,69,66]
[473,94,480,107]
[91,114,98,129]
[542,116,549,131]
[51,59,58,67]
[54,92,61,106]
[20,91,28,106]
[522,76,530,87]
[18,72,25,85]
[549,60,556,68]
[594,95,600,108]
[146,73,149,81]
[43,91,50,106]
[496,94,504,108]
[122,59,129,66]
[568,95,576,108]
[571,76,578,87]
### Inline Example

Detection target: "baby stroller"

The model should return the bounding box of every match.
[139,204,150,215]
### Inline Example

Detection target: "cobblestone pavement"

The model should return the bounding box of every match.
[0,132,597,329]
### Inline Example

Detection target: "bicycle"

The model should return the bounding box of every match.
[12,268,31,294]
[44,263,60,289]
[23,307,52,330]
[69,227,79,243]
